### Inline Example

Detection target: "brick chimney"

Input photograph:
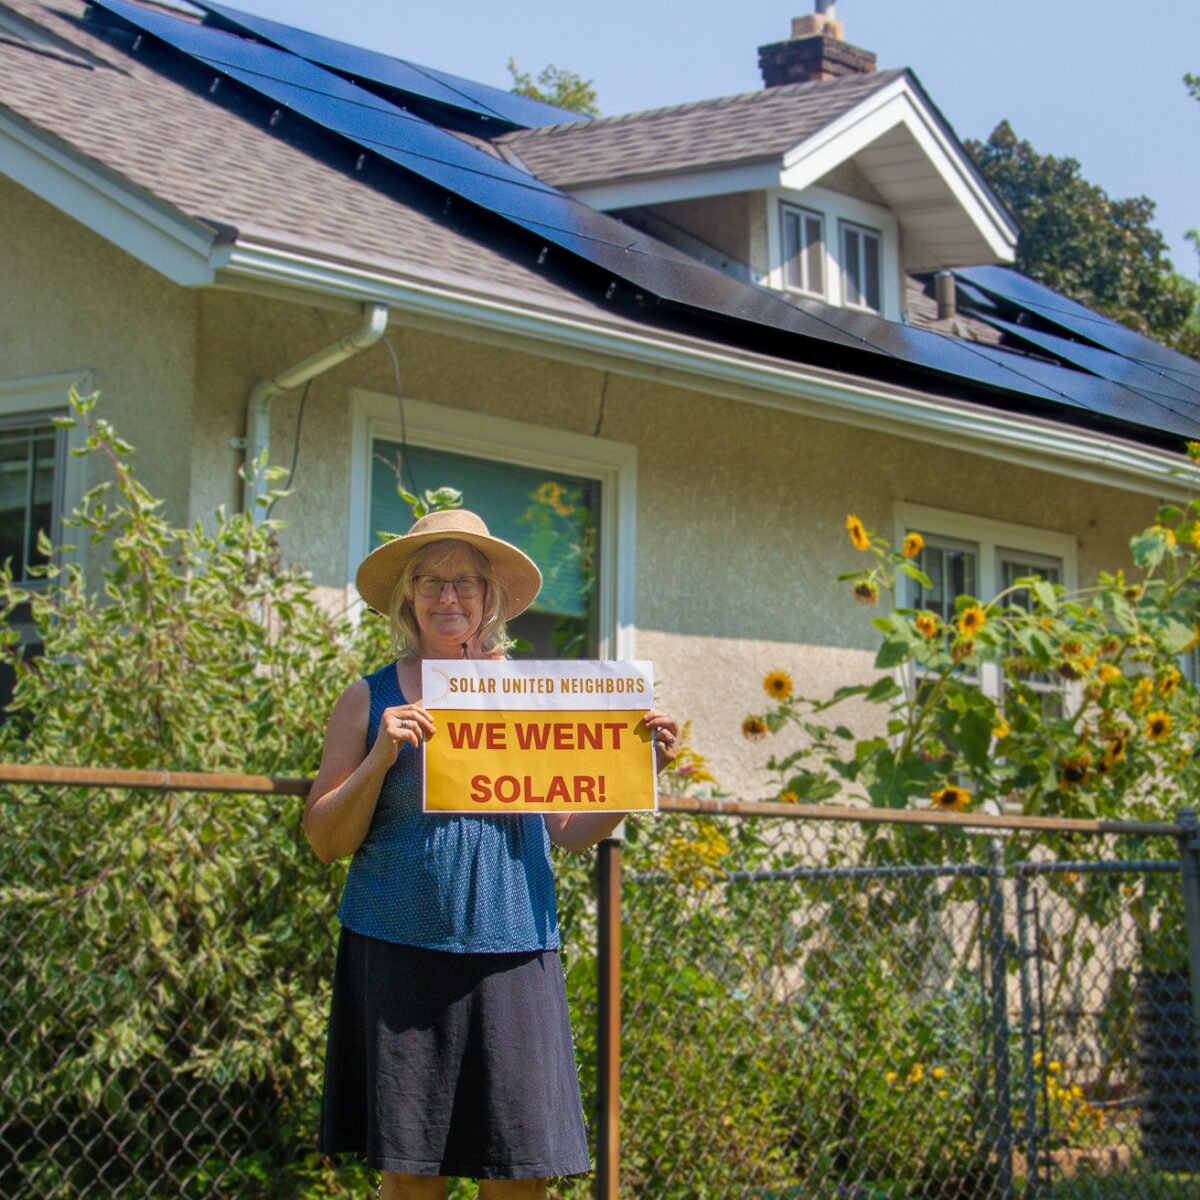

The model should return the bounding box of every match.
[758,2,877,87]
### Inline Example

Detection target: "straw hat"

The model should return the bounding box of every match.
[355,509,542,618]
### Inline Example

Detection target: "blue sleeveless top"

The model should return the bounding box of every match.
[336,661,560,952]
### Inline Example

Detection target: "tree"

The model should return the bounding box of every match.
[507,58,599,117]
[966,120,1197,353]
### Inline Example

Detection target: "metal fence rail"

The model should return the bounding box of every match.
[2,765,1199,1200]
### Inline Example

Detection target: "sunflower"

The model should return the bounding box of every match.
[931,785,971,812]
[1103,733,1128,765]
[1188,441,1200,461]
[741,716,769,741]
[763,670,793,701]
[914,612,940,640]
[1189,522,1200,551]
[1131,677,1155,711]
[951,640,975,664]
[1098,636,1122,658]
[1059,753,1091,787]
[957,605,987,638]
[902,532,925,559]
[845,513,870,552]
[1151,524,1177,548]
[992,716,1011,740]
[779,790,800,804]
[1145,710,1173,742]
[1158,668,1181,698]
[853,580,879,605]
[1098,665,1122,685]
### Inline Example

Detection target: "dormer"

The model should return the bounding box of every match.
[499,6,1017,324]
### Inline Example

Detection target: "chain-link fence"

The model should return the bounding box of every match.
[2,767,1199,1200]
[600,804,1200,1200]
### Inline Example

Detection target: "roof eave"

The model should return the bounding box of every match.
[217,232,1195,500]
[0,102,220,285]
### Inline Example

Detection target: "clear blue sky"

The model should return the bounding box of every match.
[186,0,1200,278]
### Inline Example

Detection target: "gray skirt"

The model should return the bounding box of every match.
[318,927,591,1180]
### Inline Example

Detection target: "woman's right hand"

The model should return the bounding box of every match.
[371,703,436,766]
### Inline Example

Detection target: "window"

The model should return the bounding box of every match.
[781,203,825,297]
[0,372,88,714]
[350,392,636,660]
[896,504,1077,708]
[0,415,63,584]
[841,221,882,312]
[370,442,599,657]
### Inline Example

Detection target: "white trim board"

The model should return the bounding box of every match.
[348,391,638,659]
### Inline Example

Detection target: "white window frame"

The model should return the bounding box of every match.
[349,391,638,659]
[0,371,90,585]
[779,202,826,298]
[764,185,901,319]
[840,219,883,313]
[894,503,1078,703]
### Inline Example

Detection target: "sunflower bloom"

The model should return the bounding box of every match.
[853,580,879,605]
[1151,524,1177,548]
[1098,665,1121,685]
[779,790,800,804]
[902,532,925,559]
[845,513,870,552]
[914,612,940,640]
[931,785,970,812]
[992,716,1011,740]
[951,640,975,664]
[1159,668,1181,698]
[742,716,769,741]
[1060,753,1091,787]
[1145,710,1173,742]
[1103,733,1128,766]
[763,670,793,701]
[957,605,987,638]
[1131,677,1155,710]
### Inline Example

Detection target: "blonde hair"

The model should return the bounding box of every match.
[388,539,513,659]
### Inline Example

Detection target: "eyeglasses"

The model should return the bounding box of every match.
[414,575,485,599]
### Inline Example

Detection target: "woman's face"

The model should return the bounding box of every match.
[411,544,489,653]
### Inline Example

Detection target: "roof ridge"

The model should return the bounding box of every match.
[500,68,907,142]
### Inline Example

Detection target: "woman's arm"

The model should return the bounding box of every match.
[302,680,433,864]
[545,710,679,853]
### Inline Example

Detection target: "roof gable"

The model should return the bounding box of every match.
[501,70,1016,271]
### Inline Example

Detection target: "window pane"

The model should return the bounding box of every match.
[0,424,57,580]
[370,440,600,657]
[843,227,861,305]
[912,539,978,623]
[783,210,802,290]
[863,232,881,311]
[804,216,824,294]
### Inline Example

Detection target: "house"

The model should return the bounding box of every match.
[2,0,1198,786]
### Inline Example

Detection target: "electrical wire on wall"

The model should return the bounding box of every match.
[382,335,421,499]
[263,377,312,520]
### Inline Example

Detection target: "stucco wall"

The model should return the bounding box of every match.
[0,178,198,528]
[190,287,1161,791]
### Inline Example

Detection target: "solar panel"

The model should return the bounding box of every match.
[985,315,1200,411]
[192,0,585,130]
[956,266,1200,382]
[87,0,1200,444]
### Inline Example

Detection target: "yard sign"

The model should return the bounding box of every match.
[421,659,658,814]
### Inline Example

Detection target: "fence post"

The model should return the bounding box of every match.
[596,830,623,1200]
[1178,808,1200,1066]
[985,838,1015,1199]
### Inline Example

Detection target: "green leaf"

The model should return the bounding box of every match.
[875,637,913,669]
[1160,615,1196,654]
[897,562,933,589]
[1156,504,1182,524]
[1131,532,1167,569]
[866,676,902,702]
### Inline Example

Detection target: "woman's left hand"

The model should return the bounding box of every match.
[645,711,681,773]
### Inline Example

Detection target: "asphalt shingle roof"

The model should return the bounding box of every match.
[497,70,905,190]
[0,0,618,317]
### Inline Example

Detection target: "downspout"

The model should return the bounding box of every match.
[240,302,389,517]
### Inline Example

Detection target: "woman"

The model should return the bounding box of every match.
[305,509,678,1200]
